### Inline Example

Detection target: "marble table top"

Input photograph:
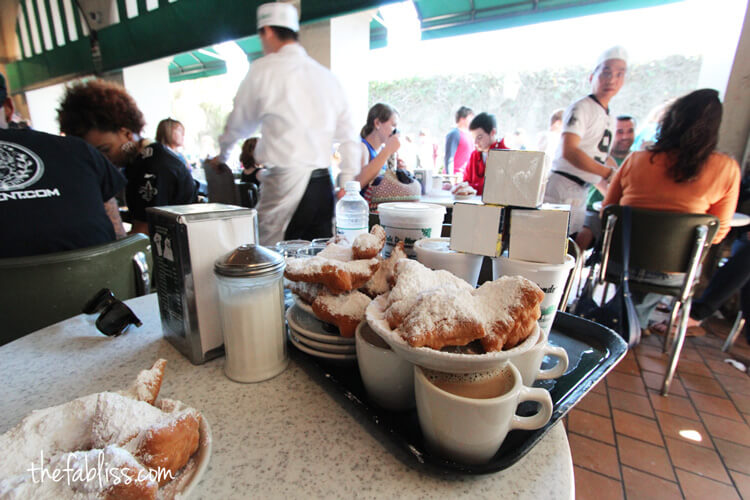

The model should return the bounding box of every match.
[0,293,574,499]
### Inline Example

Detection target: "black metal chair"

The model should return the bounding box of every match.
[559,238,583,312]
[598,205,719,395]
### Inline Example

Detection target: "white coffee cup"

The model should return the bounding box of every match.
[511,331,568,386]
[414,364,553,464]
[414,237,484,287]
[492,254,575,335]
[356,321,415,411]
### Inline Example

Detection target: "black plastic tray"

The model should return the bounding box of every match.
[289,311,627,475]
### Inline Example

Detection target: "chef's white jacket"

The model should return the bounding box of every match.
[216,43,361,245]
[217,43,361,185]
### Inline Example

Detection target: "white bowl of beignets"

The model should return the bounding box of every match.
[365,260,544,373]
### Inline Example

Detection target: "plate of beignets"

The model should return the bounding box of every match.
[365,260,544,373]
[0,359,210,499]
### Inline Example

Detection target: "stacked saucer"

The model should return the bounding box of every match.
[286,302,356,363]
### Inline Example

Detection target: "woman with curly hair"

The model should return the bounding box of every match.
[602,88,741,333]
[58,79,196,235]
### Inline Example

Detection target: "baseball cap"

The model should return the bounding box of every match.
[0,73,7,101]
[257,2,299,33]
[594,46,628,71]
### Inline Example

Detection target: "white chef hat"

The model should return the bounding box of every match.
[594,46,628,71]
[257,2,299,33]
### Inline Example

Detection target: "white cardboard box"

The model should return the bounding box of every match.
[450,202,508,257]
[482,150,546,208]
[508,204,571,264]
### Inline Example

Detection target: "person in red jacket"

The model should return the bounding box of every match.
[462,112,509,195]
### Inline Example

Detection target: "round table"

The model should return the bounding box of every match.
[0,294,574,499]
[731,212,750,227]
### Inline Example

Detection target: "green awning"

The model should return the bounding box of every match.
[415,0,685,40]
[168,48,227,83]
[370,10,387,50]
[235,36,264,63]
[6,0,397,93]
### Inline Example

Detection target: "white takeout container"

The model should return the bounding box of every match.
[377,202,445,257]
[414,237,484,287]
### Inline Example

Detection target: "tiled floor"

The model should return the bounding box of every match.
[565,316,750,500]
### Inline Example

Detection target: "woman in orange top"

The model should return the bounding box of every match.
[601,88,741,331]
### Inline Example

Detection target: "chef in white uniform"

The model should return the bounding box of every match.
[209,2,361,246]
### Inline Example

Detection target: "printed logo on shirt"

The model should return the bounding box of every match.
[0,140,45,191]
[594,129,613,164]
[139,173,158,202]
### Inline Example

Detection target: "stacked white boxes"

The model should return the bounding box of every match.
[450,149,571,265]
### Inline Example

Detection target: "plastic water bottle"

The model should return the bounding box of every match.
[336,181,369,243]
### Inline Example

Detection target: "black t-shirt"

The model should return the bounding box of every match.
[124,142,197,222]
[0,128,126,258]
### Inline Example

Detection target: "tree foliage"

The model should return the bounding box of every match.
[369,55,702,148]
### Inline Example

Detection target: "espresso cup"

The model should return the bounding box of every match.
[511,330,568,386]
[414,364,553,464]
[356,321,415,411]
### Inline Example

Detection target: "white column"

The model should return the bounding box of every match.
[717,0,750,168]
[299,10,372,132]
[122,57,172,139]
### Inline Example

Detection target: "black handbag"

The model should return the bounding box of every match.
[575,207,641,347]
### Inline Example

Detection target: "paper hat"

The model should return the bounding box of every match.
[257,2,299,32]
[594,46,628,70]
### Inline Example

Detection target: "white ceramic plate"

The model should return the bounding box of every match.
[160,416,211,499]
[286,304,355,345]
[453,193,476,201]
[365,294,541,373]
[292,294,315,315]
[288,328,356,354]
[288,331,357,362]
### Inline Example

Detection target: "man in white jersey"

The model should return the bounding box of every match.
[544,46,628,238]
[209,2,360,245]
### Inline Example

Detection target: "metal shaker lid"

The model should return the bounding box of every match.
[214,244,285,277]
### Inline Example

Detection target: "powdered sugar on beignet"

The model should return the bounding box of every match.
[117,358,165,405]
[385,259,473,328]
[360,241,407,297]
[397,288,485,349]
[284,257,380,293]
[312,291,371,337]
[352,225,386,260]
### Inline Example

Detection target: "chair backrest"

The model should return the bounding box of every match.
[600,205,719,280]
[237,181,259,208]
[203,162,240,205]
[559,237,583,311]
[0,234,152,345]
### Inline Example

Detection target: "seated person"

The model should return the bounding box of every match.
[579,115,636,249]
[355,103,407,206]
[462,112,508,195]
[689,238,749,342]
[239,137,262,186]
[58,80,197,235]
[0,74,126,258]
[601,89,741,332]
[155,118,190,168]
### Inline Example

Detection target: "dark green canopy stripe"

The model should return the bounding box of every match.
[7,0,396,92]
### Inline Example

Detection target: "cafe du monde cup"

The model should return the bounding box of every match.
[355,321,414,411]
[414,364,553,464]
[511,330,568,386]
[492,255,575,336]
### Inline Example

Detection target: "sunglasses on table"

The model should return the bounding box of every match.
[82,288,142,337]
